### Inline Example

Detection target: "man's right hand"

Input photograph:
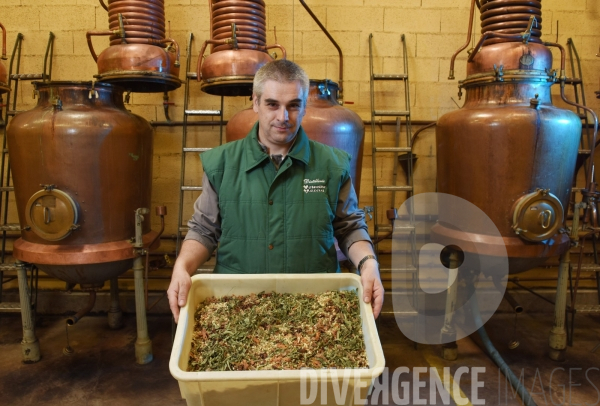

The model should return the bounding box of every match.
[167,267,192,323]
[167,239,211,323]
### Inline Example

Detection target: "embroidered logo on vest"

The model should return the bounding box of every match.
[303,178,326,193]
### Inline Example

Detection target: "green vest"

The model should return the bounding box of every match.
[201,123,351,274]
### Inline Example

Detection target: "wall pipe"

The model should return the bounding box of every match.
[298,0,344,102]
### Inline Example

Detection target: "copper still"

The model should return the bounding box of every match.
[226,80,365,194]
[0,22,9,94]
[433,0,588,274]
[7,82,158,288]
[197,0,285,96]
[86,0,181,93]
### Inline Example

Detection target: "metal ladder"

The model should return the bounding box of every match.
[0,33,54,314]
[368,34,418,323]
[175,33,224,269]
[563,38,600,345]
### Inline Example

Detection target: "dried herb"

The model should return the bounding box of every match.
[187,290,368,372]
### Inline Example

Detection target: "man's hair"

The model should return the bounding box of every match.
[253,59,310,102]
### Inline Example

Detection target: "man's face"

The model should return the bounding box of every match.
[252,79,306,153]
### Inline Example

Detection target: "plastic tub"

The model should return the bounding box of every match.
[169,273,385,406]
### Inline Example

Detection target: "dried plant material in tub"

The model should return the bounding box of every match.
[188,290,368,371]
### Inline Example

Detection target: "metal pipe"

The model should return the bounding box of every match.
[16,261,40,363]
[472,297,537,406]
[145,207,166,309]
[299,0,344,101]
[448,0,477,80]
[107,277,123,329]
[493,278,523,313]
[134,208,152,364]
[0,22,6,59]
[66,290,97,325]
[440,251,459,360]
[549,202,582,361]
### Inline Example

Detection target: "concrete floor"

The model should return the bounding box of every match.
[1,306,599,405]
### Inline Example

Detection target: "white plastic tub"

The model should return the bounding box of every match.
[169,273,385,406]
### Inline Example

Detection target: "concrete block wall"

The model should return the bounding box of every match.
[1,1,599,290]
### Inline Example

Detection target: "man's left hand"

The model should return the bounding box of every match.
[359,260,384,318]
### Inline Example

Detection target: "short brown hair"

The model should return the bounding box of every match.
[253,59,310,102]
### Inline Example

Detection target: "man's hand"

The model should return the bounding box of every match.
[167,240,211,323]
[359,260,384,318]
[167,266,192,324]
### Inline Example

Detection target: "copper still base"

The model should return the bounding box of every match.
[200,49,273,96]
[431,222,570,275]
[13,231,159,286]
[96,44,181,93]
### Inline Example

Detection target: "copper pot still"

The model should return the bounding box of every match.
[226,80,365,195]
[7,82,158,288]
[433,0,583,275]
[86,0,181,93]
[197,0,286,96]
[0,22,9,94]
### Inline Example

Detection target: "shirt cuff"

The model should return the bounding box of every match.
[340,229,373,258]
[184,229,217,255]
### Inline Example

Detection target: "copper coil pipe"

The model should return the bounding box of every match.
[111,2,164,15]
[213,5,265,19]
[209,0,268,53]
[109,15,166,30]
[213,24,265,38]
[99,0,108,11]
[213,13,265,26]
[480,0,540,10]
[482,13,542,27]
[481,7,541,20]
[109,25,164,39]
[0,22,6,59]
[214,30,265,43]
[448,0,476,80]
[479,0,542,46]
[213,0,264,11]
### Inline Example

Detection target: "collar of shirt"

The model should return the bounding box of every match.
[244,122,311,172]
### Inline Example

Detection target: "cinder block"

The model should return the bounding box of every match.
[440,9,473,34]
[549,11,596,37]
[22,0,77,4]
[267,5,294,33]
[544,0,587,11]
[291,4,327,32]
[384,8,442,34]
[422,0,471,8]
[50,55,97,81]
[3,6,41,31]
[416,33,467,58]
[166,5,210,33]
[326,7,383,33]
[40,6,96,31]
[369,0,420,7]
[580,36,600,61]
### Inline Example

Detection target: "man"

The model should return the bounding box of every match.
[167,59,383,322]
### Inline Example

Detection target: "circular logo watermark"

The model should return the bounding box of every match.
[392,193,509,345]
